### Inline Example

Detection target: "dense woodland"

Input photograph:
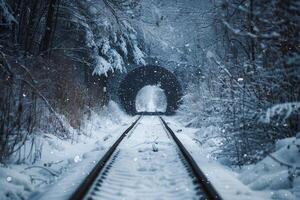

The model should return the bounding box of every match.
[0,0,144,162]
[180,0,300,165]
[0,0,299,168]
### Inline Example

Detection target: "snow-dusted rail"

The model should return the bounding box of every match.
[69,116,222,200]
[69,116,142,200]
[160,117,222,200]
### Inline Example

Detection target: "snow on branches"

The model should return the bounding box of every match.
[75,0,146,77]
[0,0,16,25]
[262,103,300,124]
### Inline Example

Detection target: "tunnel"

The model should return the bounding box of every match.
[118,65,182,115]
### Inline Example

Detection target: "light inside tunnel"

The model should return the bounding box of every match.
[118,65,182,115]
[135,85,167,113]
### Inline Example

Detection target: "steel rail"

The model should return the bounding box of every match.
[68,116,142,200]
[160,117,223,200]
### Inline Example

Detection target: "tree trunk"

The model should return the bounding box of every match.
[40,0,57,53]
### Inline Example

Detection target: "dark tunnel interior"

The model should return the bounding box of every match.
[118,65,183,115]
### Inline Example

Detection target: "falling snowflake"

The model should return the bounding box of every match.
[6,176,12,182]
[74,155,81,163]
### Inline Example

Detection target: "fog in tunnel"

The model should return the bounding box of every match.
[135,85,167,113]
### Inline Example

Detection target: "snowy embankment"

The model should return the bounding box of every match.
[165,117,273,200]
[0,101,134,200]
[239,136,300,200]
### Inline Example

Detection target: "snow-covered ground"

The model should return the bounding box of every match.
[85,116,201,200]
[239,136,300,200]
[0,101,135,200]
[165,116,300,200]
[1,103,298,200]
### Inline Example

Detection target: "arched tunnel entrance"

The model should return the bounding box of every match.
[118,65,182,115]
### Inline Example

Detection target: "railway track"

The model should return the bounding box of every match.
[69,116,222,200]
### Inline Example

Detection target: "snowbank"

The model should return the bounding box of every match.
[167,115,300,199]
[0,101,134,200]
[81,101,132,134]
[164,116,271,200]
[0,165,33,200]
[239,136,300,200]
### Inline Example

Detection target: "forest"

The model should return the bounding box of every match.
[0,0,299,199]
